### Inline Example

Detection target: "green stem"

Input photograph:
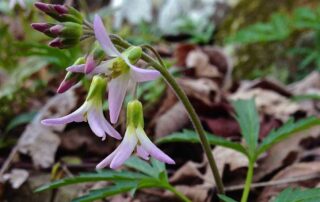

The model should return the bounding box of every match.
[111,36,225,195]
[166,185,192,202]
[241,160,254,202]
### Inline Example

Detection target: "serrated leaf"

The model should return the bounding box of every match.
[157,129,248,156]
[72,181,138,202]
[232,99,259,156]
[35,170,147,192]
[273,187,320,202]
[218,194,238,202]
[257,117,320,156]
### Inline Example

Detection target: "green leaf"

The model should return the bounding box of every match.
[257,117,320,156]
[35,170,147,192]
[157,129,248,156]
[72,181,138,202]
[124,156,157,177]
[232,99,260,156]
[218,194,238,202]
[273,187,320,202]
[5,111,37,132]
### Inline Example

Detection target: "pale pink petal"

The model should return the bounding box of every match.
[9,0,16,9]
[110,128,138,169]
[41,105,86,125]
[108,73,130,124]
[130,65,161,82]
[85,55,96,74]
[18,0,25,8]
[66,64,85,73]
[96,147,120,169]
[94,15,121,57]
[87,109,106,140]
[97,110,122,140]
[136,127,175,164]
[137,145,150,160]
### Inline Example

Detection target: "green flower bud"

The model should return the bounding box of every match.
[127,100,144,128]
[122,46,142,64]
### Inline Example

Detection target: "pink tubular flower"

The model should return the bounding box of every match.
[41,76,121,141]
[67,15,161,124]
[96,100,175,169]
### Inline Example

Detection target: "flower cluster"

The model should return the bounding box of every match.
[33,3,175,169]
[32,2,84,49]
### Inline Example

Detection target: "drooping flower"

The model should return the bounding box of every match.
[9,0,25,9]
[41,75,121,141]
[67,15,161,124]
[96,100,175,169]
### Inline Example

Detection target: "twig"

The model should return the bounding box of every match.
[0,145,19,179]
[224,173,320,191]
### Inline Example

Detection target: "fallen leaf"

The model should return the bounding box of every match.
[3,169,29,189]
[258,162,320,202]
[186,49,221,78]
[230,88,299,122]
[155,102,189,138]
[170,161,204,185]
[254,126,320,181]
[18,90,78,168]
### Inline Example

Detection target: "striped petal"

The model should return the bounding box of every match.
[137,145,150,160]
[87,108,106,140]
[108,73,130,124]
[130,64,160,82]
[110,127,138,169]
[97,110,122,140]
[136,127,175,164]
[41,104,86,125]
[94,15,121,57]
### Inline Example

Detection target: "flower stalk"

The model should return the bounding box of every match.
[110,35,225,195]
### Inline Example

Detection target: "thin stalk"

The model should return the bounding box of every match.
[241,160,254,202]
[111,36,225,195]
[166,185,192,202]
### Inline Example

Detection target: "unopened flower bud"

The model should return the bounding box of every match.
[123,46,142,64]
[85,55,96,74]
[57,72,84,93]
[31,23,56,37]
[49,24,63,35]
[34,2,83,24]
[49,37,79,49]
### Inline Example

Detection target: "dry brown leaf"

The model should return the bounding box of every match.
[155,102,189,138]
[18,90,78,168]
[178,78,221,106]
[2,169,29,189]
[186,50,221,78]
[170,161,204,184]
[289,71,320,93]
[204,146,249,185]
[230,88,299,122]
[258,162,320,202]
[254,126,320,181]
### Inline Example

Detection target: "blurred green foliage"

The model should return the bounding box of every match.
[217,0,319,83]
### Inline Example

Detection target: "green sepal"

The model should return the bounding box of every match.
[127,100,144,128]
[86,76,107,102]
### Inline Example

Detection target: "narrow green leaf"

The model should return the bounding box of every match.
[72,181,138,202]
[35,170,147,192]
[157,129,248,156]
[218,194,238,202]
[124,156,156,177]
[258,117,320,156]
[232,99,260,156]
[5,111,37,132]
[273,187,320,202]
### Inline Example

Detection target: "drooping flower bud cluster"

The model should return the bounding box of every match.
[33,3,175,169]
[31,2,84,49]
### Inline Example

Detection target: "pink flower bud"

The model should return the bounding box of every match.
[31,23,52,32]
[34,2,51,13]
[53,4,68,14]
[50,24,63,35]
[49,38,62,48]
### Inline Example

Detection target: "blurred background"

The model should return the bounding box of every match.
[0,0,320,201]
